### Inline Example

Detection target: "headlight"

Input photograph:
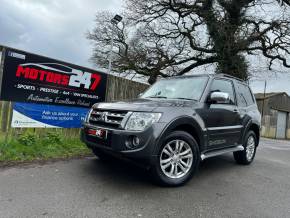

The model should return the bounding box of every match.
[125,112,162,131]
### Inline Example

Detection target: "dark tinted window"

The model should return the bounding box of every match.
[210,79,235,104]
[236,82,255,107]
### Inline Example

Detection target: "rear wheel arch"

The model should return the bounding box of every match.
[234,130,257,165]
[244,121,260,146]
[249,124,260,144]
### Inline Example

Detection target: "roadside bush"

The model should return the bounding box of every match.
[42,131,62,144]
[17,132,37,146]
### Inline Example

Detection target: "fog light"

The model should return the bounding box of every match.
[125,136,141,149]
[125,139,132,148]
[132,136,140,147]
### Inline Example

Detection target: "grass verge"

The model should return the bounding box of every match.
[0,130,91,164]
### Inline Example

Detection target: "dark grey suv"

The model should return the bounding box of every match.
[81,74,261,186]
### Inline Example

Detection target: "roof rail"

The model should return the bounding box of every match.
[215,74,246,83]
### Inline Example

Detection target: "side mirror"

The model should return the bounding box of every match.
[138,92,143,98]
[209,92,230,104]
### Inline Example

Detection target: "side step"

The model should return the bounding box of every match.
[200,145,244,160]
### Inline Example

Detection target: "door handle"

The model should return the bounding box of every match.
[233,109,239,113]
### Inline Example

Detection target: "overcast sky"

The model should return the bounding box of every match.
[0,0,123,67]
[0,0,289,94]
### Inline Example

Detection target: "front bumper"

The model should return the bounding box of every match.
[81,122,166,161]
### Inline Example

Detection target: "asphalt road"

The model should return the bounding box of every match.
[1,138,290,218]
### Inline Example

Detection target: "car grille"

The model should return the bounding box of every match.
[89,109,128,129]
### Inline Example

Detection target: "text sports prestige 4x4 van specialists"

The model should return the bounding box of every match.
[81,74,261,186]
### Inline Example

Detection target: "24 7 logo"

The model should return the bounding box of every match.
[15,63,101,91]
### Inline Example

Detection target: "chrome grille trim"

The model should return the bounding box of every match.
[89,109,128,128]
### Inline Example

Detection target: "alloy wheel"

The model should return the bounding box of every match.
[246,135,255,161]
[160,139,193,179]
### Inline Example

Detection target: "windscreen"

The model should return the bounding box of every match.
[141,76,208,101]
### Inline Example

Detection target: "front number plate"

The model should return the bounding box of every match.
[87,128,108,140]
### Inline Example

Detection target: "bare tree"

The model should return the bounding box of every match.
[87,12,189,83]
[88,1,290,83]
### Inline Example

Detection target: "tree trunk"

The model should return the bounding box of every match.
[216,53,248,80]
[148,74,157,84]
[203,0,249,81]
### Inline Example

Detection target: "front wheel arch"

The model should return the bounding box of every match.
[154,116,205,156]
[151,130,200,186]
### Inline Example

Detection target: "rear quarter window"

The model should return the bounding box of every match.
[236,82,255,107]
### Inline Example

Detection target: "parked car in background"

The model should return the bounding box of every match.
[81,74,261,186]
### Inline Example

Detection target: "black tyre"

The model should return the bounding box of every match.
[234,130,257,165]
[151,131,200,187]
[91,147,113,161]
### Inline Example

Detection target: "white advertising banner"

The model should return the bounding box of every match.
[11,102,89,128]
[11,109,57,128]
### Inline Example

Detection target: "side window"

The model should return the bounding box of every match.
[236,82,255,107]
[210,79,235,104]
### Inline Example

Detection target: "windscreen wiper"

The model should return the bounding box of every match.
[174,97,197,101]
[146,96,167,99]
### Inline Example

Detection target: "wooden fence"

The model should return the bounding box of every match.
[0,74,149,141]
